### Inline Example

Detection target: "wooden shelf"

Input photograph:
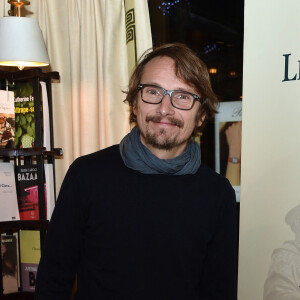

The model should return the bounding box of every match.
[0,220,49,233]
[0,147,63,158]
[0,68,59,81]
[0,292,34,300]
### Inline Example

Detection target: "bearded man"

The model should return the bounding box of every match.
[35,43,238,300]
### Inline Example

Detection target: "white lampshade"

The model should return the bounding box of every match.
[0,17,50,70]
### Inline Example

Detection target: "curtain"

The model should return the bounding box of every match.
[0,0,152,192]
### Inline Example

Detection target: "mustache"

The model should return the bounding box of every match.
[145,115,184,128]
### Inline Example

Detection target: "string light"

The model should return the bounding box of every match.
[158,0,190,16]
[203,43,217,54]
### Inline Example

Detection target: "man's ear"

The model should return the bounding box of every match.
[133,99,137,115]
[197,114,206,127]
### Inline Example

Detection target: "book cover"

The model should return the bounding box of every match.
[0,234,19,294]
[214,101,242,202]
[40,81,51,151]
[15,164,47,220]
[0,90,15,149]
[0,163,20,222]
[19,230,41,292]
[44,164,55,220]
[10,232,20,289]
[13,82,36,149]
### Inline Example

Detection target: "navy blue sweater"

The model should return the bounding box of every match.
[35,145,238,300]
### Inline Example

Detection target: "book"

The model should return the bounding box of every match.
[0,90,15,149]
[40,81,51,151]
[14,81,49,149]
[15,164,47,220]
[44,164,55,220]
[13,82,36,149]
[0,163,20,221]
[19,230,41,292]
[0,234,19,294]
[10,232,20,289]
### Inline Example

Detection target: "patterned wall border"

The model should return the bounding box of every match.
[125,7,137,63]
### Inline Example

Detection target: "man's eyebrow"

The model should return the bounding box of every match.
[142,82,195,93]
[141,81,161,86]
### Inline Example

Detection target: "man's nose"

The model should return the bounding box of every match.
[156,94,175,115]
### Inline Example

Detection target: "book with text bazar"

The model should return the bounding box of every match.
[15,164,47,220]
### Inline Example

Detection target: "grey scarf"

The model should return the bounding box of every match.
[119,126,201,175]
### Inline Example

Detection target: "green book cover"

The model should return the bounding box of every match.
[19,230,41,292]
[14,82,40,148]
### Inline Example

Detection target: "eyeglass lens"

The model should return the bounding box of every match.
[141,85,195,109]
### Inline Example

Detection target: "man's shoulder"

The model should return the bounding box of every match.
[70,145,121,171]
[197,163,217,175]
[76,144,119,161]
[197,163,230,183]
[272,240,300,259]
[195,164,235,198]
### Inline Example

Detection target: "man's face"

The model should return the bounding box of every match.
[293,218,300,234]
[133,56,204,158]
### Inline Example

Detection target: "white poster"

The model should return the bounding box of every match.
[215,101,242,202]
[238,0,300,299]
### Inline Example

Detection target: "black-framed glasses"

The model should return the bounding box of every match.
[137,84,205,111]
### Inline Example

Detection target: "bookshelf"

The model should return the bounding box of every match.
[0,68,62,299]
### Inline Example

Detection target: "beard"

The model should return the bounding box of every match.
[138,115,187,151]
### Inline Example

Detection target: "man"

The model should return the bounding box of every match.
[35,43,238,300]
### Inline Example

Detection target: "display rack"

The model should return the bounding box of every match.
[0,68,62,299]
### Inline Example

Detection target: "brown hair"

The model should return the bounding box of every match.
[123,43,219,137]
